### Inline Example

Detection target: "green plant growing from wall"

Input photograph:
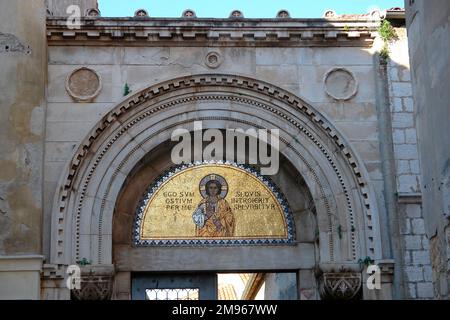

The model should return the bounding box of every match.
[378,20,398,63]
[314,227,320,242]
[123,83,132,96]
[77,258,92,266]
[337,224,343,239]
[358,256,375,269]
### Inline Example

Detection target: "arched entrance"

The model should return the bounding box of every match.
[49,74,382,299]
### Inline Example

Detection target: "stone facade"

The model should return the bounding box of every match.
[405,0,450,299]
[0,0,448,300]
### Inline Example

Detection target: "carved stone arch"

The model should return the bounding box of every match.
[49,74,382,270]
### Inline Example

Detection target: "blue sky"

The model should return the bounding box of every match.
[98,0,404,18]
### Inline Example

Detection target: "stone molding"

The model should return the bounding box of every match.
[0,255,44,272]
[377,259,395,283]
[397,192,422,204]
[49,74,381,268]
[46,18,378,47]
[41,263,66,280]
[0,255,44,300]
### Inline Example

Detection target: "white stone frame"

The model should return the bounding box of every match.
[49,74,382,268]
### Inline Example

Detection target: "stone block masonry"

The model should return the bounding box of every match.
[400,204,434,298]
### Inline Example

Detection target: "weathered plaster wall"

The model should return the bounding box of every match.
[405,0,450,299]
[0,0,47,299]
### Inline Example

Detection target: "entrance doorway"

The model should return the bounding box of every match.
[131,272,298,300]
[132,273,218,300]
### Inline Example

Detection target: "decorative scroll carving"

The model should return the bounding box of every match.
[71,265,114,301]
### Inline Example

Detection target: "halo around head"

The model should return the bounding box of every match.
[199,174,228,199]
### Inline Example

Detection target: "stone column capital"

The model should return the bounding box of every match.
[71,264,115,301]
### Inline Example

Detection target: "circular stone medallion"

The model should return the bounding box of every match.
[324,68,358,101]
[66,67,102,102]
[205,51,222,69]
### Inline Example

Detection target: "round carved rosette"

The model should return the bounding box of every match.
[323,68,358,101]
[205,51,222,69]
[66,67,102,102]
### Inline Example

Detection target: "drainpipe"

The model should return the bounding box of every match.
[373,54,405,299]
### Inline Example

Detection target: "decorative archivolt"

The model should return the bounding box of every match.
[50,74,380,265]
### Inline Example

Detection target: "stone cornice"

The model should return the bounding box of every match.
[46,17,378,47]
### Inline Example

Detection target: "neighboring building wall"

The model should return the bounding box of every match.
[0,0,47,299]
[405,0,450,299]
[386,26,434,299]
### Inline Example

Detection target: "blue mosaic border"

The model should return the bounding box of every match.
[133,161,296,247]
